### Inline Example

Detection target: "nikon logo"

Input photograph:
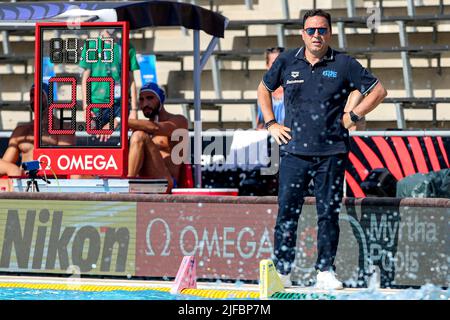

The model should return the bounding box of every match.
[0,210,130,273]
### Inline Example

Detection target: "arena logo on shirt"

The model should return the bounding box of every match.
[322,70,338,78]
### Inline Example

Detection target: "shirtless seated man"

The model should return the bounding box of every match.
[128,82,189,192]
[0,83,73,177]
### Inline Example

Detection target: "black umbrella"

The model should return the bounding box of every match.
[0,1,226,37]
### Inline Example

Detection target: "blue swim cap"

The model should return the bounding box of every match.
[140,82,165,105]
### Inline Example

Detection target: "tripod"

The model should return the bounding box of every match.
[25,169,49,192]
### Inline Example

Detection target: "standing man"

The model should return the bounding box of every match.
[128,82,188,192]
[257,9,387,289]
[256,47,285,129]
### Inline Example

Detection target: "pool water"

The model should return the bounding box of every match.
[0,284,447,300]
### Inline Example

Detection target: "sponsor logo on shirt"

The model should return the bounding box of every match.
[322,70,338,78]
[291,71,300,78]
[286,79,304,85]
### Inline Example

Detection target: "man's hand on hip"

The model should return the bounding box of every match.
[268,123,292,145]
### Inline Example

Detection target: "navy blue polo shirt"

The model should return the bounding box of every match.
[262,47,378,156]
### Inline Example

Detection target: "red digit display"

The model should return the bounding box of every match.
[86,76,115,135]
[48,76,76,135]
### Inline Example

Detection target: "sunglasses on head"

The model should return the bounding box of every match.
[266,47,285,53]
[305,27,328,36]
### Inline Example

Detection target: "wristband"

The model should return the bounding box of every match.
[114,116,121,124]
[264,119,277,129]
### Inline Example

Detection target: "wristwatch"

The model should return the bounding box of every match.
[349,111,362,123]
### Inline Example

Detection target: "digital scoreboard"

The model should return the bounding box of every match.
[34,22,129,177]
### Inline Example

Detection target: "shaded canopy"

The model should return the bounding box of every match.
[0,1,226,37]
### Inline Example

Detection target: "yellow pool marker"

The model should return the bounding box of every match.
[0,282,171,292]
[0,282,260,299]
[181,288,259,299]
[259,259,285,299]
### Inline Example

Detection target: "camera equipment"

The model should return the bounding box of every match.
[22,160,40,172]
[21,160,50,192]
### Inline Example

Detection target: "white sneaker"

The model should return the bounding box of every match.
[277,272,292,288]
[316,271,344,290]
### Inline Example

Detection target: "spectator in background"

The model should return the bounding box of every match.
[80,28,140,141]
[0,83,72,177]
[127,82,189,192]
[256,47,285,129]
